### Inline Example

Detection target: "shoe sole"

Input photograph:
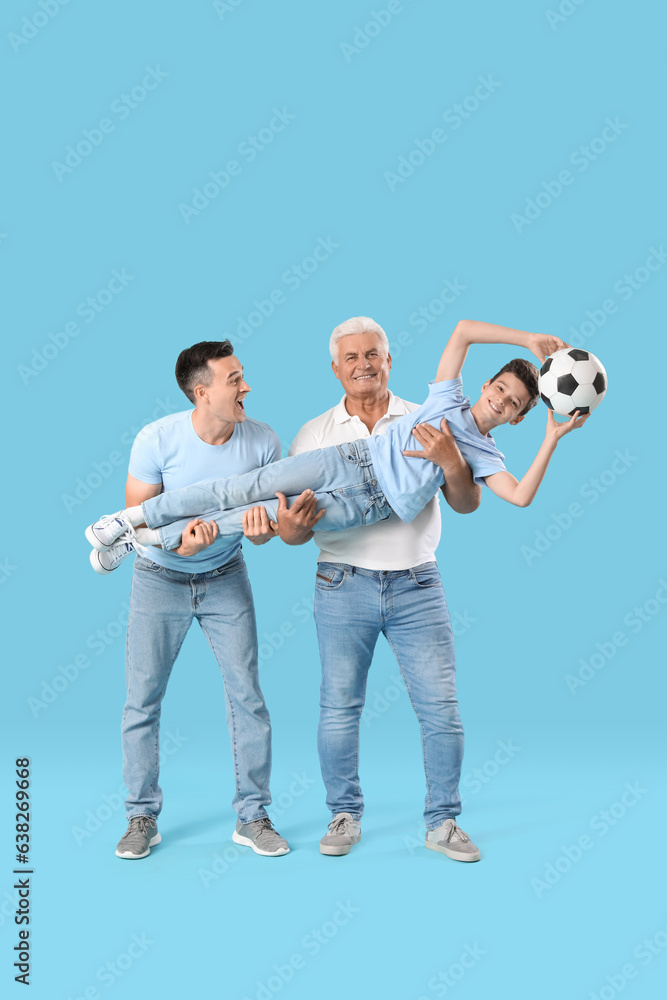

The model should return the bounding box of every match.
[320,834,361,856]
[90,550,113,575]
[232,830,290,856]
[85,524,114,551]
[424,840,481,862]
[115,832,161,860]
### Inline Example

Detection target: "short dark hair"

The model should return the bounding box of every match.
[175,341,234,403]
[488,358,540,416]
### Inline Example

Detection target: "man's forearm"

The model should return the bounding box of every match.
[277,524,314,546]
[440,456,481,513]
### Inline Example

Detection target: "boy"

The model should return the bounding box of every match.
[85,319,589,559]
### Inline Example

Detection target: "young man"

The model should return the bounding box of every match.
[96,341,291,860]
[87,318,589,556]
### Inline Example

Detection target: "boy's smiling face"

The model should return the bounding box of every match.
[471,371,532,432]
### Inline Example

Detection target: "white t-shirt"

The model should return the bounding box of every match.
[288,392,441,571]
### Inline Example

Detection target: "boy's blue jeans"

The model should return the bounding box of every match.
[314,561,464,829]
[123,550,272,823]
[141,440,392,551]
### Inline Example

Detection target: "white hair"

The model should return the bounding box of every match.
[329,316,389,363]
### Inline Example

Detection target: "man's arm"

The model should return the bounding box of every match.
[241,491,326,546]
[485,410,589,507]
[403,420,480,514]
[238,423,324,547]
[435,319,567,382]
[125,475,222,556]
[125,474,162,507]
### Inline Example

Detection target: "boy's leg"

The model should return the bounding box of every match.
[381,563,464,828]
[314,564,381,820]
[141,441,374,530]
[122,556,193,821]
[154,480,392,552]
[194,552,273,824]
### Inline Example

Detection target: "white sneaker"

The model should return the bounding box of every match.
[425,819,481,862]
[90,537,136,575]
[85,512,135,550]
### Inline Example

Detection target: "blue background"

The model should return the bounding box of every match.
[3,1,666,997]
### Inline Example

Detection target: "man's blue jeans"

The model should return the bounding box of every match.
[141,440,391,551]
[123,550,272,823]
[314,561,464,829]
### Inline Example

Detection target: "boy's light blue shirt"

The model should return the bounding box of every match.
[129,410,281,572]
[367,377,507,524]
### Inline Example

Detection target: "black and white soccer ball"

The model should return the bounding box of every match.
[538,348,607,416]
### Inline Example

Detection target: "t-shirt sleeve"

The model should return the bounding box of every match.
[128,428,163,485]
[288,423,319,457]
[427,376,464,402]
[467,449,507,486]
[264,429,282,464]
[401,377,465,432]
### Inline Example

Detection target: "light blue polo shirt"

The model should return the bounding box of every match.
[367,377,506,524]
[128,410,281,572]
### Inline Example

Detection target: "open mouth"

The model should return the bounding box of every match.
[488,400,501,414]
[355,373,377,381]
[236,399,245,411]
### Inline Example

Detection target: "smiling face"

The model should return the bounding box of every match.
[474,371,532,430]
[331,332,392,401]
[193,355,251,424]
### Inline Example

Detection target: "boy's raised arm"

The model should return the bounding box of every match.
[435,320,567,382]
[484,410,589,507]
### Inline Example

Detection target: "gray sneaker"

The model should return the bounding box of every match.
[320,812,362,856]
[232,818,290,857]
[115,816,161,859]
[425,819,480,862]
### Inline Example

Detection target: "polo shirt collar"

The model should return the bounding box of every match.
[333,391,404,424]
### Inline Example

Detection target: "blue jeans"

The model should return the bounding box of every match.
[142,440,392,551]
[123,551,272,823]
[314,561,463,829]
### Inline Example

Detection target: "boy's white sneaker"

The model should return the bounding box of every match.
[425,819,481,862]
[85,512,135,550]
[90,537,136,575]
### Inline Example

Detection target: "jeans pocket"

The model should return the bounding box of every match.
[136,556,163,574]
[336,441,371,468]
[410,564,441,589]
[211,552,244,577]
[315,564,347,590]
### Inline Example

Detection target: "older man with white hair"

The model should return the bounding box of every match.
[284,316,483,861]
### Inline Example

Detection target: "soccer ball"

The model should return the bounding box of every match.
[538,348,607,416]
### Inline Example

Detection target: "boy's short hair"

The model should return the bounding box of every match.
[489,358,540,416]
[175,340,234,403]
